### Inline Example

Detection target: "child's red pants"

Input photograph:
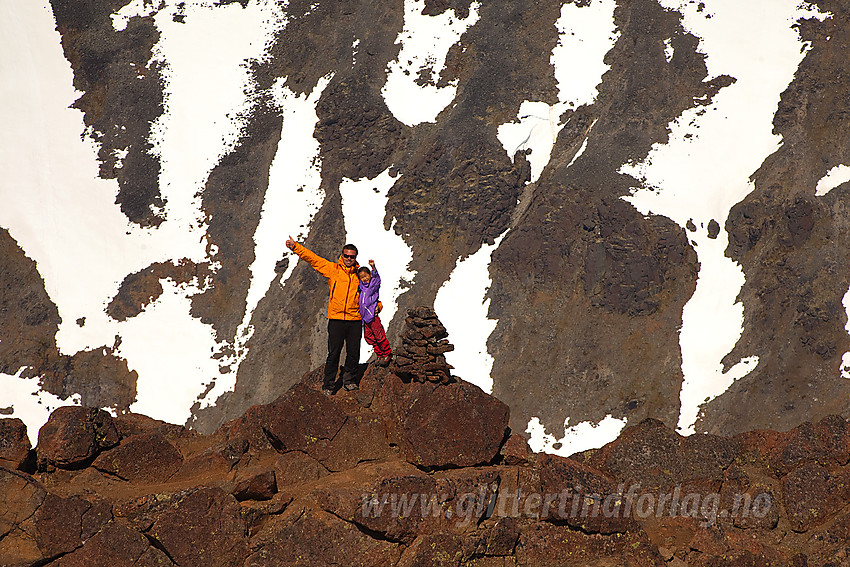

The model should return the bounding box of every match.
[363,316,392,358]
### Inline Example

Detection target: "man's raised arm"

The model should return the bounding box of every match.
[286,236,335,277]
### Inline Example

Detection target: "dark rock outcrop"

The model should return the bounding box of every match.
[0,0,837,450]
[581,417,738,491]
[0,229,61,377]
[0,229,138,411]
[51,0,165,227]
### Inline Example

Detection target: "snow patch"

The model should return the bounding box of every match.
[621,0,826,435]
[121,280,219,423]
[0,369,81,446]
[497,102,563,184]
[382,0,479,126]
[497,0,617,182]
[553,0,620,110]
[526,415,627,457]
[841,287,850,380]
[434,233,505,392]
[339,170,417,361]
[567,121,595,168]
[663,38,674,62]
[815,164,850,197]
[112,0,157,31]
[351,38,360,66]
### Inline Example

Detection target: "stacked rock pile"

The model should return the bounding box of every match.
[392,306,454,383]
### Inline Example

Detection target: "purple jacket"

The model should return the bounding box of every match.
[358,266,381,323]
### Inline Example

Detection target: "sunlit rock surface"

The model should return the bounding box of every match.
[1,368,849,565]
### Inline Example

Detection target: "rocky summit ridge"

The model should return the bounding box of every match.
[3,357,850,565]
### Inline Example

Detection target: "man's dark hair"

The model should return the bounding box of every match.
[343,244,358,255]
[357,266,371,276]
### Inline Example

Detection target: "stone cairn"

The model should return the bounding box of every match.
[392,306,454,383]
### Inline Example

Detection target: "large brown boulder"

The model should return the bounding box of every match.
[735,415,850,477]
[220,378,394,473]
[113,412,190,441]
[245,507,402,566]
[0,468,46,535]
[515,521,665,566]
[34,493,112,559]
[220,382,347,455]
[36,406,119,469]
[54,520,174,567]
[781,461,850,532]
[479,517,521,557]
[376,373,509,468]
[147,487,247,567]
[274,450,329,488]
[0,467,47,566]
[294,368,395,472]
[315,459,501,544]
[0,418,31,470]
[534,453,635,534]
[500,433,533,466]
[92,433,183,483]
[314,459,439,544]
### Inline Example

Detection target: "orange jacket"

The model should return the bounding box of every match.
[292,242,361,320]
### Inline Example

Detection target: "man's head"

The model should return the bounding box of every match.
[357,266,372,284]
[341,244,358,268]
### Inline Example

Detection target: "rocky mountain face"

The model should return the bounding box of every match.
[3,0,850,444]
[3,359,850,565]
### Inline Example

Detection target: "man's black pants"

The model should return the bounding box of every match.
[325,319,362,389]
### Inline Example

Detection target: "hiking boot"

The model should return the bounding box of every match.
[343,383,359,391]
[376,357,391,367]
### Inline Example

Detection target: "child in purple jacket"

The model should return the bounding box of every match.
[357,260,392,366]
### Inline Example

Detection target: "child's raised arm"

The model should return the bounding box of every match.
[368,260,381,285]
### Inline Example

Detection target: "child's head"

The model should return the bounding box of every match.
[357,266,372,283]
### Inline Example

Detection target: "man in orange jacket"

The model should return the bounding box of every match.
[285,236,362,394]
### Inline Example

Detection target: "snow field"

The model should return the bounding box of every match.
[0,0,286,425]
